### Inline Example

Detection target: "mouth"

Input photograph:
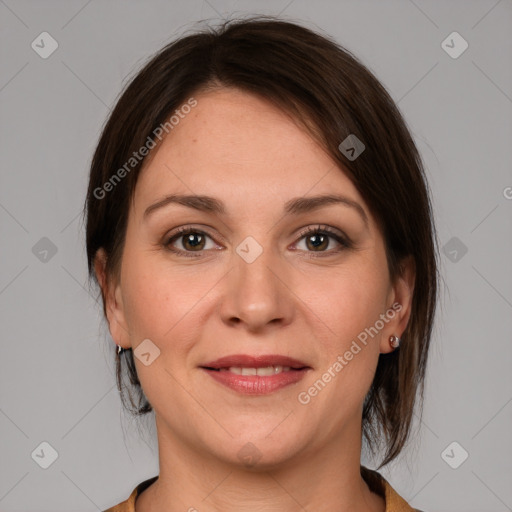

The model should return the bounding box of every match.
[205,365,301,376]
[200,354,311,395]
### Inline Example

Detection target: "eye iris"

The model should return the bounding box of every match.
[183,233,204,250]
[306,233,328,251]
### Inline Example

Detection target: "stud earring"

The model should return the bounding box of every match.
[389,335,401,349]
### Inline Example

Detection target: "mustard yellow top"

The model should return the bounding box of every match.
[103,466,423,511]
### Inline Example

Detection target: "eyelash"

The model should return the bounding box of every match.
[163,224,352,258]
[295,225,352,255]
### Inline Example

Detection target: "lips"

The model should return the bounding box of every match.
[201,354,310,370]
[200,354,311,395]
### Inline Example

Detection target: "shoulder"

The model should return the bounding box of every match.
[361,465,426,512]
[103,476,158,512]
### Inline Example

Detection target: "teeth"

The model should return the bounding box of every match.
[227,366,292,376]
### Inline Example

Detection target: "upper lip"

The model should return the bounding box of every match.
[201,354,310,369]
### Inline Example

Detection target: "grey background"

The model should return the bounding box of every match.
[1,1,511,511]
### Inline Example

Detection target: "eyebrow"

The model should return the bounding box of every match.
[143,193,369,227]
[283,194,368,227]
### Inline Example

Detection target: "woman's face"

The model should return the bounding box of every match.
[99,88,413,468]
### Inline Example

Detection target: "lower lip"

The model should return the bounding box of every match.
[201,368,309,395]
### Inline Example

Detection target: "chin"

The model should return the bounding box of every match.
[213,429,307,471]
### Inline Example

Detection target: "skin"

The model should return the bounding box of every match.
[95,88,415,512]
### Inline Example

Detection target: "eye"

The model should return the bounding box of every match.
[164,227,221,256]
[163,224,351,258]
[293,225,351,254]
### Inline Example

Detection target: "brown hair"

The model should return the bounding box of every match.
[84,16,439,468]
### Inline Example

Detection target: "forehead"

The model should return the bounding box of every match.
[134,88,364,214]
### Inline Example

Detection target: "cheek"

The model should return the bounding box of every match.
[119,254,214,407]
[305,263,388,343]
[120,250,215,347]
[298,261,388,402]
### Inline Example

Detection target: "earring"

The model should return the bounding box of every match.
[116,344,124,355]
[389,335,401,349]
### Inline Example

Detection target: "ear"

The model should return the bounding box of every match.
[94,248,131,349]
[380,255,416,354]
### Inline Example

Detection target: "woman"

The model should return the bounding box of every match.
[86,17,437,512]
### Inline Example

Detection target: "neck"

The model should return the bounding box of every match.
[135,415,385,512]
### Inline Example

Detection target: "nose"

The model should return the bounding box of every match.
[219,246,295,333]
